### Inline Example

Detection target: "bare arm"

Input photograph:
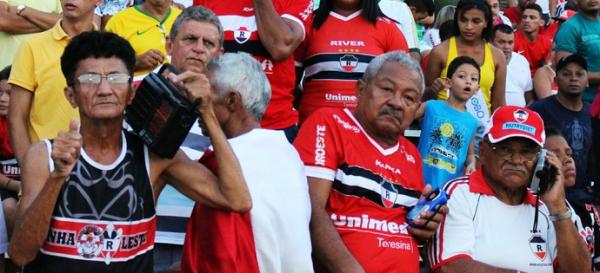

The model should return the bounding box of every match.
[309,177,365,273]
[253,0,305,61]
[464,136,477,175]
[542,153,591,273]
[8,85,33,165]
[18,6,60,31]
[491,46,507,111]
[9,120,81,266]
[533,65,554,99]
[549,0,557,20]
[162,70,251,212]
[158,110,251,212]
[0,2,41,34]
[0,174,21,193]
[424,43,448,100]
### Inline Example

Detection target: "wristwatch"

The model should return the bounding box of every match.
[16,4,27,16]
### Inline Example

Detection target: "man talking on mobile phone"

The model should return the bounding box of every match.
[429,106,591,273]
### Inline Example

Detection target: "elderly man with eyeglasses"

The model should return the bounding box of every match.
[429,105,591,273]
[7,31,251,273]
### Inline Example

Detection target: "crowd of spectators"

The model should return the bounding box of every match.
[0,0,599,272]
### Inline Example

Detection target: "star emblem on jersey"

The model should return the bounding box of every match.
[234,27,251,44]
[380,179,398,208]
[513,109,529,123]
[529,234,547,261]
[339,54,359,72]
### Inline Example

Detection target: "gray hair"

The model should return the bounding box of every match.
[170,6,224,47]
[207,53,271,121]
[361,51,425,95]
[433,5,456,29]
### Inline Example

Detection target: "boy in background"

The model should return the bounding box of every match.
[417,56,479,189]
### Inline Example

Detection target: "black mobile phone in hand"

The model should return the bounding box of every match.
[529,149,557,195]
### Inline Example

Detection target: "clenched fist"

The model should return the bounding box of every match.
[50,119,82,179]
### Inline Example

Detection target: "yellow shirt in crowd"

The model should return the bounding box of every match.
[105,6,181,76]
[0,0,62,69]
[8,21,80,143]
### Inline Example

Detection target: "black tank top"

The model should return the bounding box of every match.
[25,131,156,273]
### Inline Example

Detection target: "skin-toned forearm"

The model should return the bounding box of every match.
[588,72,600,85]
[200,109,251,212]
[311,206,364,273]
[252,0,303,61]
[19,7,60,30]
[437,258,518,273]
[9,174,66,266]
[547,204,592,273]
[8,88,33,165]
[0,3,42,34]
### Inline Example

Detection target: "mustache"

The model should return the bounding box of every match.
[501,165,528,173]
[379,106,403,121]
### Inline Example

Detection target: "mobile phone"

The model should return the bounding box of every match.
[529,149,547,195]
[407,189,448,227]
[529,149,556,195]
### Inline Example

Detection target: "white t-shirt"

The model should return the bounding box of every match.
[379,0,419,49]
[230,129,314,273]
[429,170,557,273]
[537,0,550,15]
[421,28,440,52]
[499,13,512,26]
[505,52,533,107]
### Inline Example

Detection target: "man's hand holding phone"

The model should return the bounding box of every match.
[407,185,449,241]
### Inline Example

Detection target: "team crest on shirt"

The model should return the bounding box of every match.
[528,234,548,261]
[234,27,252,44]
[76,225,104,259]
[514,109,529,123]
[380,179,398,208]
[339,54,359,72]
[75,223,123,264]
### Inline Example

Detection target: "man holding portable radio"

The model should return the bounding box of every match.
[7,30,251,273]
[430,105,591,273]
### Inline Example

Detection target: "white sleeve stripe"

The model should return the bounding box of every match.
[281,14,306,41]
[305,166,336,181]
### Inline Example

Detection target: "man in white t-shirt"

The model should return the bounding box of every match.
[429,106,590,273]
[491,24,534,106]
[182,52,313,273]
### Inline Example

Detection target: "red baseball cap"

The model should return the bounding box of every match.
[485,106,545,147]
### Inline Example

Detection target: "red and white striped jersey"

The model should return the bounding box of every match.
[296,11,408,122]
[193,0,313,129]
[294,108,423,273]
[429,169,557,273]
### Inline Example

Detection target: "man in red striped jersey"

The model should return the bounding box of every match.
[430,106,590,273]
[294,51,446,273]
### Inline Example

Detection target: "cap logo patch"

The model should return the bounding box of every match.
[513,109,529,123]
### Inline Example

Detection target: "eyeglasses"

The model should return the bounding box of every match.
[491,145,541,162]
[76,73,131,89]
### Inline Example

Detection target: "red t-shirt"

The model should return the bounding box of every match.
[293,108,424,273]
[513,31,552,77]
[295,11,408,122]
[503,7,521,25]
[181,150,260,273]
[193,0,313,129]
